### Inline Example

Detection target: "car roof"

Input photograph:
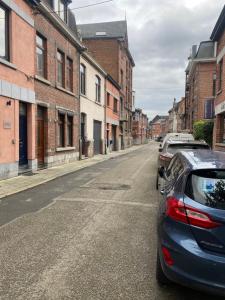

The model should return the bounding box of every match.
[178,150,225,170]
[166,140,208,146]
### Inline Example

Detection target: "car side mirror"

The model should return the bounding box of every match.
[158,166,165,178]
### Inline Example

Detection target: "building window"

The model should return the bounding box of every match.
[58,113,65,147]
[213,73,216,96]
[0,4,9,61]
[67,115,73,146]
[107,93,110,106]
[219,60,223,92]
[204,99,214,119]
[66,57,73,91]
[80,64,86,95]
[57,50,64,87]
[54,0,67,22]
[95,75,101,102]
[36,33,47,78]
[120,69,124,89]
[113,98,118,113]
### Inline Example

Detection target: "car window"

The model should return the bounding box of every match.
[166,156,183,182]
[167,144,209,155]
[185,169,225,209]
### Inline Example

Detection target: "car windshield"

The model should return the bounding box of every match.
[167,144,209,155]
[185,170,225,209]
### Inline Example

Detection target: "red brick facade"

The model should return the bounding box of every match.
[132,109,149,144]
[34,2,84,167]
[185,48,216,132]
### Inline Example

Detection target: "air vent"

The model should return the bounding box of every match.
[96,32,107,36]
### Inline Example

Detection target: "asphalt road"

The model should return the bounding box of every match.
[0,142,223,299]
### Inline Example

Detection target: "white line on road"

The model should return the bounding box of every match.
[55,197,157,208]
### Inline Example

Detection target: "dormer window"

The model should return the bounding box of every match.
[54,0,67,22]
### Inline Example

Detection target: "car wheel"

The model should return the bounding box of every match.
[156,252,170,285]
[156,175,159,190]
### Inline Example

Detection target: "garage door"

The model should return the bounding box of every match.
[93,120,102,155]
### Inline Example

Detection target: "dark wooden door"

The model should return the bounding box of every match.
[112,125,117,151]
[37,106,45,166]
[80,113,87,155]
[93,120,101,155]
[19,103,28,166]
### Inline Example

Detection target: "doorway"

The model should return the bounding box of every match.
[19,103,28,166]
[93,120,101,155]
[37,106,46,167]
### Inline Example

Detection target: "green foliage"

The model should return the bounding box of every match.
[193,120,214,146]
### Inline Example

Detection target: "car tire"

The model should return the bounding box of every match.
[156,252,170,285]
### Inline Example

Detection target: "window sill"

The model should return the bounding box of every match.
[56,146,76,152]
[0,58,17,70]
[95,101,102,106]
[217,89,222,96]
[80,93,87,98]
[56,84,75,96]
[35,75,51,86]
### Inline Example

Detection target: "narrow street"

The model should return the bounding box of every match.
[0,143,222,299]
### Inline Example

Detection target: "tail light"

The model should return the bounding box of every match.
[166,197,221,229]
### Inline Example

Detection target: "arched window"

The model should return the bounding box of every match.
[80,64,86,95]
[95,75,101,102]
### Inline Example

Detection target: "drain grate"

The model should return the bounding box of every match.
[83,182,131,191]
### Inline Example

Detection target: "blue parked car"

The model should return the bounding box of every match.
[157,150,225,296]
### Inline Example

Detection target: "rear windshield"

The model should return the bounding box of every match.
[167,144,209,155]
[185,170,225,209]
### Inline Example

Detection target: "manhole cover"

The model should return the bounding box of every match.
[86,183,131,191]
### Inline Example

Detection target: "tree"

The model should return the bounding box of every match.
[193,120,214,146]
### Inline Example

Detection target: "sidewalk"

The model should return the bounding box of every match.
[0,144,147,199]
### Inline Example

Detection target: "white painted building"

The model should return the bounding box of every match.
[80,53,106,157]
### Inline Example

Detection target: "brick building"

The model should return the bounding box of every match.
[132,109,149,144]
[106,75,121,153]
[77,20,135,149]
[0,0,38,179]
[185,42,216,132]
[211,5,225,151]
[150,115,168,139]
[34,0,85,168]
[80,52,106,157]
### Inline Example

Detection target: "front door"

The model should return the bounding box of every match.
[19,103,28,166]
[81,113,86,156]
[37,106,45,166]
[93,120,101,155]
[112,125,117,151]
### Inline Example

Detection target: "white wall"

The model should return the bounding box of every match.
[80,56,105,140]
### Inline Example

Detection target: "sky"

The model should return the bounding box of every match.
[72,0,225,120]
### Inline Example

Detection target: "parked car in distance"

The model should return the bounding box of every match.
[156,140,210,189]
[155,136,164,142]
[156,150,225,296]
[159,133,194,150]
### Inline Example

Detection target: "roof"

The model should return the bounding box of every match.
[211,5,225,41]
[179,150,225,170]
[77,21,127,39]
[166,140,208,146]
[195,41,215,59]
[150,115,168,124]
